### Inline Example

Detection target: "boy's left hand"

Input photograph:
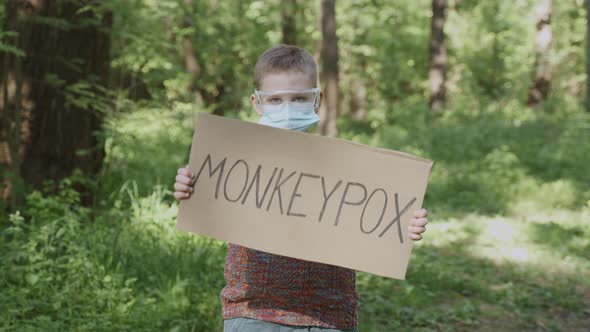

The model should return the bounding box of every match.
[408,208,428,241]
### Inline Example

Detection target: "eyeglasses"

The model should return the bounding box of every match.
[254,88,320,106]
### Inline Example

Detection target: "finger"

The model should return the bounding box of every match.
[174,191,190,200]
[413,208,428,218]
[409,233,422,241]
[411,217,428,227]
[408,225,426,234]
[177,167,194,178]
[175,174,194,186]
[174,182,193,193]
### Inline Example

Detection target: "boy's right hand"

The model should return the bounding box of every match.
[174,165,195,200]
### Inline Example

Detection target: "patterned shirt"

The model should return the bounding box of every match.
[220,243,359,329]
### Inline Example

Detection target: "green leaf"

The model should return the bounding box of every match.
[26,273,40,286]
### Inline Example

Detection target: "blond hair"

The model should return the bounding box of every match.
[254,45,318,89]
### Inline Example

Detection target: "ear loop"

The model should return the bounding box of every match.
[254,92,264,113]
[313,91,320,112]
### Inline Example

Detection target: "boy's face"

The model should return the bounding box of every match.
[250,71,323,117]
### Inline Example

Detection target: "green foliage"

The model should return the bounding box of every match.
[98,100,195,198]
[3,0,590,330]
[64,79,116,114]
[109,0,184,95]
[551,0,587,102]
[1,175,225,331]
[0,31,25,57]
[4,96,589,330]
[342,97,590,215]
[432,109,590,214]
[356,210,590,331]
[450,0,535,99]
[108,0,281,109]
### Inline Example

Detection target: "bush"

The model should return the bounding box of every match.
[1,178,226,331]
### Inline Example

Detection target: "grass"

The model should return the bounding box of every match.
[357,210,590,331]
[2,102,589,331]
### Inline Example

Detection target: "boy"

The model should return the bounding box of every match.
[173,45,429,331]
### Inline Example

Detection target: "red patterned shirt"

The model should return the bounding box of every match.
[220,243,359,329]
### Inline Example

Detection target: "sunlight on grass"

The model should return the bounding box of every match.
[425,209,590,281]
[5,100,589,331]
[100,102,197,197]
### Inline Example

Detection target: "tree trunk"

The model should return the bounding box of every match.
[586,0,590,112]
[349,59,367,121]
[319,0,339,137]
[349,13,367,122]
[0,0,22,209]
[0,0,111,209]
[428,0,447,113]
[182,0,201,105]
[181,0,224,116]
[527,0,552,107]
[282,0,297,45]
[110,68,151,101]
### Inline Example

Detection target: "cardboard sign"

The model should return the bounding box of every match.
[177,113,433,279]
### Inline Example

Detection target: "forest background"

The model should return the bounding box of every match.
[1,0,589,331]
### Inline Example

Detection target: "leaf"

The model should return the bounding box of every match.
[0,43,26,57]
[26,273,40,286]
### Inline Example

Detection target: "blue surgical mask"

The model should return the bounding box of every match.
[257,102,320,131]
[255,88,320,131]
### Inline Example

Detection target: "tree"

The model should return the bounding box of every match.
[0,0,112,208]
[182,0,203,107]
[587,0,590,112]
[527,0,552,107]
[180,0,253,116]
[428,0,447,112]
[282,0,297,45]
[349,69,367,121]
[319,0,339,137]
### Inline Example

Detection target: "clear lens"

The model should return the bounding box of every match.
[255,88,319,106]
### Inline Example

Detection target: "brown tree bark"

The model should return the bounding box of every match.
[0,0,22,209]
[348,12,367,122]
[181,0,225,116]
[527,0,552,107]
[182,0,202,105]
[350,79,367,121]
[0,0,111,209]
[349,59,367,121]
[319,0,339,137]
[110,68,151,101]
[281,0,297,45]
[586,0,590,112]
[428,0,447,113]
